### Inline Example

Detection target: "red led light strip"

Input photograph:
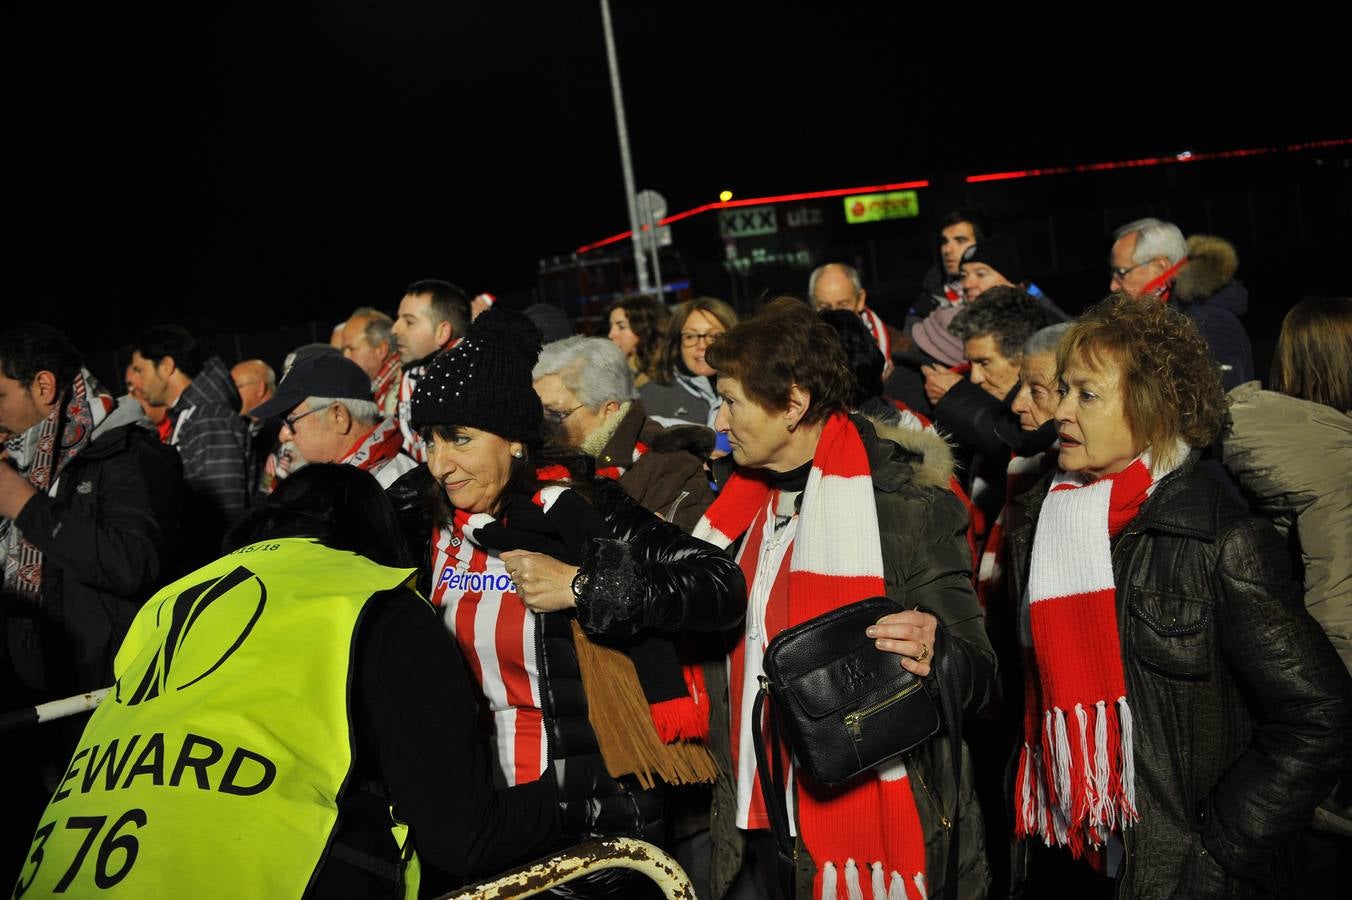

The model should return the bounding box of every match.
[575,139,1352,253]
[575,180,929,253]
[964,138,1352,183]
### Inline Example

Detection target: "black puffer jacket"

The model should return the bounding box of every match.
[8,414,183,698]
[388,469,746,848]
[1006,454,1352,898]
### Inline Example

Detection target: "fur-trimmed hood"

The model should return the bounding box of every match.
[1175,234,1240,304]
[646,422,716,457]
[866,416,956,490]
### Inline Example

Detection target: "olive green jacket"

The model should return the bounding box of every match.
[706,416,995,899]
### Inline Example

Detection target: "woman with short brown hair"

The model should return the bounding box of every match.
[697,297,995,899]
[1006,294,1352,897]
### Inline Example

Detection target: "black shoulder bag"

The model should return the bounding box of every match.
[750,596,965,900]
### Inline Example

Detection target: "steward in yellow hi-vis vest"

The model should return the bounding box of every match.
[13,538,418,899]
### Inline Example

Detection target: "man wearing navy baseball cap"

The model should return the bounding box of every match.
[251,353,418,489]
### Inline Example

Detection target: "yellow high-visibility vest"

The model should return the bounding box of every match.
[13,538,419,899]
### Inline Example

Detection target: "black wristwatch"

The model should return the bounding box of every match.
[570,570,589,600]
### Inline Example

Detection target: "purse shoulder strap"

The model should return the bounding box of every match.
[751,684,796,863]
[933,621,963,900]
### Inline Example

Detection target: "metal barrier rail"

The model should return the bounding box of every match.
[440,837,695,900]
[0,687,109,734]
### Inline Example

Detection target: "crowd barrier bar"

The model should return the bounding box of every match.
[439,837,695,900]
[0,686,109,734]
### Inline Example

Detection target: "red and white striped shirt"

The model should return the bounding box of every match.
[430,515,546,788]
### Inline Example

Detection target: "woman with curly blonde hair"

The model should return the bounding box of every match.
[1004,294,1352,897]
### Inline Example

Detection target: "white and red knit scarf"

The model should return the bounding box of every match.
[397,362,427,464]
[339,416,404,473]
[859,307,892,362]
[2,370,114,602]
[1014,447,1182,856]
[977,450,1055,611]
[694,412,928,900]
[371,355,401,416]
[594,440,648,481]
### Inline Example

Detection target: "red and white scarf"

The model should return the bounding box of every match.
[859,307,892,362]
[339,415,404,473]
[1014,447,1182,855]
[594,440,648,481]
[397,363,428,464]
[371,355,401,417]
[977,450,1055,610]
[694,413,928,900]
[2,370,114,602]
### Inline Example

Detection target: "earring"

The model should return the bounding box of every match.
[513,448,524,459]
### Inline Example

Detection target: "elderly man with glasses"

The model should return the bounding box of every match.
[250,353,418,489]
[532,336,715,532]
[1109,217,1254,389]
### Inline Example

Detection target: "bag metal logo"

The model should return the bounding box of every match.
[840,656,873,693]
[116,566,267,706]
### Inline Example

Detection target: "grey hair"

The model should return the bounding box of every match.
[307,395,382,427]
[1113,218,1187,265]
[1022,322,1075,358]
[348,306,395,350]
[949,286,1063,359]
[807,262,863,304]
[533,336,637,408]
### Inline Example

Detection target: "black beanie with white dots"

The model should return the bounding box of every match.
[410,306,544,444]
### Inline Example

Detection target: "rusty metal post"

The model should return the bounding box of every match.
[439,837,694,900]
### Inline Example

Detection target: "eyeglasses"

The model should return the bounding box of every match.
[1110,260,1151,282]
[543,404,585,425]
[283,402,334,431]
[680,331,723,348]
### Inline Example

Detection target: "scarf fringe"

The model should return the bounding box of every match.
[648,696,709,742]
[1018,700,1137,856]
[816,861,926,900]
[571,621,718,788]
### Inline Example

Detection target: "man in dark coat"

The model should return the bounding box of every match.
[1,323,183,873]
[1109,218,1255,389]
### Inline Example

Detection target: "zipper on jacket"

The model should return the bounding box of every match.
[912,761,952,830]
[536,612,554,768]
[843,680,925,742]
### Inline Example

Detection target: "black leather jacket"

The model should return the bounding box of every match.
[1006,454,1352,898]
[388,469,746,849]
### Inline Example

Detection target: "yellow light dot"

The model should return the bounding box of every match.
[718,190,733,203]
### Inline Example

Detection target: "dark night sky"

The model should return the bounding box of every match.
[5,3,1345,352]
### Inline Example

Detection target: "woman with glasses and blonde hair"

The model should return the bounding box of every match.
[1005,294,1352,897]
[640,296,739,432]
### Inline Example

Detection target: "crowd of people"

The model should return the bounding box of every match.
[2,211,1350,899]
